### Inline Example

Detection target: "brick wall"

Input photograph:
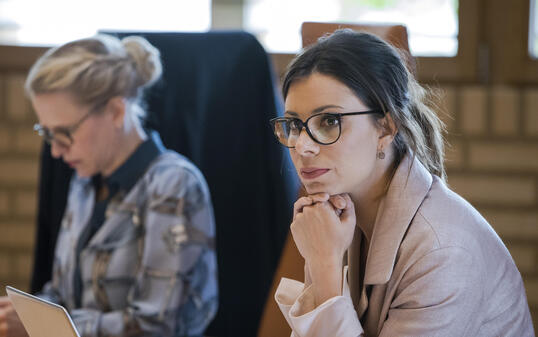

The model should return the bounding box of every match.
[0,72,40,293]
[0,60,537,327]
[437,85,538,328]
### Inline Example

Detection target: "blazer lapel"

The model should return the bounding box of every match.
[347,229,366,317]
[364,154,433,285]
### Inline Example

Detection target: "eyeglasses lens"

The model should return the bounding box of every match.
[273,114,341,147]
[34,125,72,148]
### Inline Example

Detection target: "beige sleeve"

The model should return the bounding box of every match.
[274,267,364,337]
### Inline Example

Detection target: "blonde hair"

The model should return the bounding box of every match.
[25,34,162,119]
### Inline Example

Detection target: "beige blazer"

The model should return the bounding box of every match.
[276,154,534,337]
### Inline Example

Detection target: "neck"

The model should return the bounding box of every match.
[350,152,396,243]
[102,123,147,177]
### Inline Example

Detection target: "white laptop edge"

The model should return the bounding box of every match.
[6,286,80,337]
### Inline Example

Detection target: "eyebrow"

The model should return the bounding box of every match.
[284,104,344,117]
[38,123,70,132]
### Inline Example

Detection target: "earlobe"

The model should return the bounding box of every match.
[378,133,393,155]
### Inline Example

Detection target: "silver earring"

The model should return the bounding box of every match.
[377,150,385,159]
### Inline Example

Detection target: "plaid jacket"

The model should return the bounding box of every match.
[39,151,218,337]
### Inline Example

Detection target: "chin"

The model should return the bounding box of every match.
[75,167,94,178]
[76,171,91,178]
[303,181,341,196]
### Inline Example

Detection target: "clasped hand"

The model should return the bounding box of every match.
[291,192,356,270]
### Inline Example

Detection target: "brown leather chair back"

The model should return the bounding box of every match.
[301,21,415,74]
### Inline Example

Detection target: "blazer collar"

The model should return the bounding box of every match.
[364,153,433,285]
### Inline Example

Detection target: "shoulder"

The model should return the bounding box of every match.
[398,175,512,275]
[390,180,488,305]
[413,176,497,249]
[143,150,210,200]
[388,175,529,327]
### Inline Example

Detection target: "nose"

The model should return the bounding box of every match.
[294,129,319,156]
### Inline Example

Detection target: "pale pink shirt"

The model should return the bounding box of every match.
[276,154,534,337]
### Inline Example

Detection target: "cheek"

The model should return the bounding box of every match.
[336,131,378,178]
[71,142,98,176]
[73,123,111,172]
[339,147,375,177]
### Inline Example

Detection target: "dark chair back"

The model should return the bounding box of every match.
[31,31,299,337]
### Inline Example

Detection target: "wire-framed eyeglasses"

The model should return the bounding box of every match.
[33,101,106,148]
[269,110,384,148]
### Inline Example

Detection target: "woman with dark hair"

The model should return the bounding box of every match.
[271,30,533,337]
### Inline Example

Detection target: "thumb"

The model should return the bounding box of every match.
[328,194,346,210]
[339,194,356,224]
[0,297,11,306]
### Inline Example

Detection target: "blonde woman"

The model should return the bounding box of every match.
[271,30,534,336]
[0,35,217,337]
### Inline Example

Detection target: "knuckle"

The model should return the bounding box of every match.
[313,202,326,210]
[312,193,327,201]
[302,206,313,214]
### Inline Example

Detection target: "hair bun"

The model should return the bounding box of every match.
[121,36,162,88]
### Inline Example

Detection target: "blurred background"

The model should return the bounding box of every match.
[0,0,537,332]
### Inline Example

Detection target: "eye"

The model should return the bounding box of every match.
[320,114,339,127]
[53,128,71,137]
[289,119,302,131]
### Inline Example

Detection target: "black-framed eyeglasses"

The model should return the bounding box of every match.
[33,101,106,148]
[269,110,384,148]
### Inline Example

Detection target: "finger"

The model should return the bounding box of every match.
[328,194,346,210]
[339,194,356,222]
[307,192,329,203]
[334,207,343,217]
[342,194,354,211]
[293,196,313,218]
[293,193,329,217]
[0,298,10,307]
[307,200,338,218]
[321,196,343,217]
[315,200,345,219]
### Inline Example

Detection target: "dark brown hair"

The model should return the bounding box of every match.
[282,29,446,180]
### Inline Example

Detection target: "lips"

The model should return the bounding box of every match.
[300,167,330,179]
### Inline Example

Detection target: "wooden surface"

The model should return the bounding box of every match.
[257,233,303,337]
